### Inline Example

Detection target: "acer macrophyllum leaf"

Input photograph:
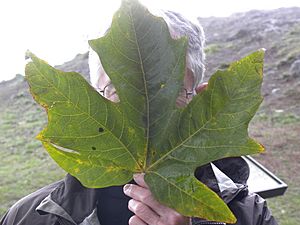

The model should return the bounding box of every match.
[25,0,265,223]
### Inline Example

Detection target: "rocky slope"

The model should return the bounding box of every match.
[199,7,300,116]
[55,52,90,81]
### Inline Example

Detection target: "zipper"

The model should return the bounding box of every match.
[193,222,226,225]
[192,219,226,225]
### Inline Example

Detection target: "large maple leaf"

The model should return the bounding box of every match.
[25,0,265,223]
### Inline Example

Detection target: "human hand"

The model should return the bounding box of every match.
[123,173,191,225]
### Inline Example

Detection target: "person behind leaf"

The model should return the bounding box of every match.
[1,8,277,225]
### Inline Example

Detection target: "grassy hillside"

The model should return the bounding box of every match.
[0,75,65,215]
[0,53,89,217]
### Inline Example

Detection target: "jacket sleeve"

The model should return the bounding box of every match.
[0,211,9,225]
[0,180,63,225]
[228,192,278,225]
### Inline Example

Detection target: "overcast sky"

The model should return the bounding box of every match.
[1,0,300,82]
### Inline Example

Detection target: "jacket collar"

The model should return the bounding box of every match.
[211,162,248,203]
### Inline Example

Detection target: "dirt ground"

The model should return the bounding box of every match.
[249,119,300,225]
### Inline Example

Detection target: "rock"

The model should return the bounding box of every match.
[272,88,280,94]
[275,109,284,113]
[290,59,300,78]
[55,52,90,82]
[226,29,250,41]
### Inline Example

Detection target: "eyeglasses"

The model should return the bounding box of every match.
[99,83,194,102]
[99,82,117,99]
[183,88,194,99]
[176,87,195,107]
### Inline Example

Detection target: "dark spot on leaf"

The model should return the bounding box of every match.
[92,146,96,150]
[98,127,104,132]
[192,183,195,192]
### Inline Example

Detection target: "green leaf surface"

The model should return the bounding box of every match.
[25,0,265,223]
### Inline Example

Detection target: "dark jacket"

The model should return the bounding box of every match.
[0,157,278,225]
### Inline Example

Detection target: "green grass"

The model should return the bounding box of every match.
[254,111,300,125]
[250,118,300,225]
[205,44,221,55]
[268,187,300,225]
[0,89,65,217]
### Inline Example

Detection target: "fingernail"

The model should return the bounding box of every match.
[123,184,131,194]
[128,199,136,210]
[133,174,140,179]
[133,173,145,180]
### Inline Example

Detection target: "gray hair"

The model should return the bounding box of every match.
[160,10,205,88]
[89,9,205,94]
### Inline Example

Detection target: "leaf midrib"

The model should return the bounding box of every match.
[128,9,150,170]
[147,79,218,170]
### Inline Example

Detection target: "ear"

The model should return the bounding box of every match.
[195,82,208,94]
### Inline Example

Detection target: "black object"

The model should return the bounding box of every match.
[243,156,288,199]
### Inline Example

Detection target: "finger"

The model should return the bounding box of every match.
[128,215,147,225]
[195,82,208,94]
[124,184,169,215]
[128,199,160,225]
[133,173,148,188]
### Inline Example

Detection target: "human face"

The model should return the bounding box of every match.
[97,67,196,107]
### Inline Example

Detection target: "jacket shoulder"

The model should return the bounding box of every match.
[0,179,63,225]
